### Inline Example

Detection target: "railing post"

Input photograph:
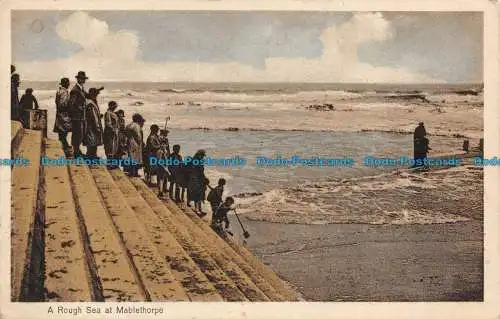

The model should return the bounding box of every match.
[22,109,47,138]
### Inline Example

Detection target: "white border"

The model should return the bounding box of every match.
[0,1,498,319]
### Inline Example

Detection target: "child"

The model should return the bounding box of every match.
[207,178,226,216]
[211,196,234,238]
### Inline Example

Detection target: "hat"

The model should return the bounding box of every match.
[132,113,145,123]
[75,71,88,80]
[419,122,424,125]
[88,87,102,97]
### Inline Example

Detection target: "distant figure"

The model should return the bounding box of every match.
[414,122,426,139]
[83,88,104,160]
[69,71,89,157]
[187,149,207,215]
[53,78,72,153]
[413,137,432,167]
[103,101,120,168]
[11,73,20,121]
[413,122,427,159]
[168,144,184,202]
[211,197,235,238]
[144,124,161,184]
[20,88,39,113]
[207,178,226,216]
[125,113,146,177]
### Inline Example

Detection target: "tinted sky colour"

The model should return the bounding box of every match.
[12,11,483,83]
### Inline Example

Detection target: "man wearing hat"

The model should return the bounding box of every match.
[53,78,72,153]
[69,71,89,157]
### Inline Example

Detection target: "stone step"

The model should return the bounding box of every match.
[130,178,274,301]
[43,140,93,301]
[108,169,223,301]
[176,203,300,301]
[126,173,247,301]
[89,167,189,301]
[68,164,144,301]
[11,129,42,301]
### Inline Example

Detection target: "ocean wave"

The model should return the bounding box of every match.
[234,164,482,225]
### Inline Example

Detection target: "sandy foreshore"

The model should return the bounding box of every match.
[231,218,482,301]
[227,160,483,301]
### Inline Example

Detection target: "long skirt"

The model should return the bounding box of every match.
[127,138,143,165]
[103,127,119,158]
[53,111,72,133]
[188,175,204,202]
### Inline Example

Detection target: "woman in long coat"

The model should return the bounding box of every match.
[83,88,103,160]
[125,113,145,177]
[103,101,120,167]
[187,149,207,215]
[53,78,72,152]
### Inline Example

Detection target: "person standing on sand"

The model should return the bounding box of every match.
[125,113,146,177]
[69,71,89,157]
[413,122,427,159]
[53,78,72,153]
[11,73,20,121]
[103,101,120,168]
[187,149,207,216]
[83,88,104,161]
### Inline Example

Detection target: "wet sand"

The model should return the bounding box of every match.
[231,218,483,301]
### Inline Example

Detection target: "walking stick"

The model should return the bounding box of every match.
[164,116,170,130]
[233,209,250,239]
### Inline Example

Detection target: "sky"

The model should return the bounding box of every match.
[11,11,483,83]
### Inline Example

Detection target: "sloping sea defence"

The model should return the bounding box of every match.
[10,122,301,302]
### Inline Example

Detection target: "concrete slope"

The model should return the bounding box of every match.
[43,140,92,301]
[108,169,223,301]
[118,171,248,301]
[90,167,189,301]
[11,129,42,301]
[130,178,282,301]
[174,202,301,301]
[68,164,145,301]
[10,129,300,302]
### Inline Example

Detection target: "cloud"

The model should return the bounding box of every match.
[17,11,444,83]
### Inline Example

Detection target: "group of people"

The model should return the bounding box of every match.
[142,128,235,236]
[10,67,236,237]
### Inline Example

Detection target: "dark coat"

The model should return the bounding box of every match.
[11,83,20,120]
[414,125,426,140]
[69,84,87,120]
[187,163,205,202]
[53,86,72,133]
